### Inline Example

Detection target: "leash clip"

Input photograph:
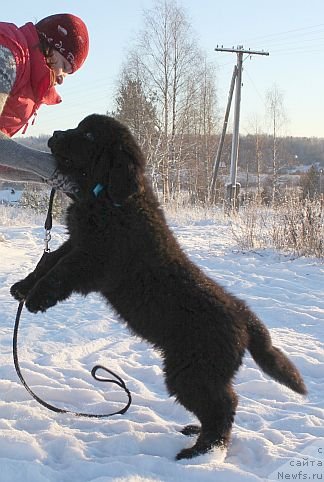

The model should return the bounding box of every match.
[44,229,51,253]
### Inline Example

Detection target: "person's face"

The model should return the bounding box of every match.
[47,50,73,85]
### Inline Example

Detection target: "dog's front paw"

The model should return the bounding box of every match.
[25,288,59,313]
[24,277,63,313]
[11,279,33,302]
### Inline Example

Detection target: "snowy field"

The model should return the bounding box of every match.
[0,208,323,482]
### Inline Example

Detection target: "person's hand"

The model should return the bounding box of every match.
[46,168,80,195]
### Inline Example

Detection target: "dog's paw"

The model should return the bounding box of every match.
[176,446,202,460]
[176,431,227,460]
[10,279,33,302]
[24,277,63,313]
[25,288,58,313]
[176,442,213,460]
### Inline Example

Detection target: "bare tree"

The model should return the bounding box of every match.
[111,0,219,202]
[132,0,216,200]
[265,84,286,203]
[246,115,264,197]
[188,59,219,202]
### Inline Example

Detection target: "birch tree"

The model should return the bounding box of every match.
[266,84,286,203]
[113,0,219,201]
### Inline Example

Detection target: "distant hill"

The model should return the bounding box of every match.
[15,132,324,173]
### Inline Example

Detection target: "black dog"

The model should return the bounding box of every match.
[11,114,306,460]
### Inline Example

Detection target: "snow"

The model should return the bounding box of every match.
[0,188,22,204]
[0,211,323,481]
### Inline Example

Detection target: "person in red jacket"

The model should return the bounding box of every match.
[0,13,89,193]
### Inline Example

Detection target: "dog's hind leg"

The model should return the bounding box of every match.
[171,375,238,460]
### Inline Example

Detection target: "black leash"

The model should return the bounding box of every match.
[13,189,132,418]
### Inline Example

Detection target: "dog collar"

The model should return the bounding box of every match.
[92,183,121,208]
[93,183,104,197]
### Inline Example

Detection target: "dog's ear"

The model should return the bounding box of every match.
[106,147,141,205]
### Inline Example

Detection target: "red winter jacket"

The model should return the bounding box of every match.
[0,22,61,137]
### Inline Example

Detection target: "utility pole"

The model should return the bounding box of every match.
[209,65,237,202]
[214,45,269,210]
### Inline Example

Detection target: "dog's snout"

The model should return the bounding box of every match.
[52,130,64,140]
[48,130,65,150]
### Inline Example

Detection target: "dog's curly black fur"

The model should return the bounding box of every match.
[11,114,307,460]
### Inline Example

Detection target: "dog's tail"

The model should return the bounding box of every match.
[246,315,307,395]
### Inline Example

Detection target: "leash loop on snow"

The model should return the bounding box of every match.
[13,302,132,417]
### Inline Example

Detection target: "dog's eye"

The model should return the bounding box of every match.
[83,132,94,141]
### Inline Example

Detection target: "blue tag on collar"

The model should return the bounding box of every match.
[93,183,104,197]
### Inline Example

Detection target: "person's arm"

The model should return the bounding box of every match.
[0,47,79,194]
[0,127,80,193]
[0,46,44,182]
[0,127,55,181]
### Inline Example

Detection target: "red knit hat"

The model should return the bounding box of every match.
[36,13,89,73]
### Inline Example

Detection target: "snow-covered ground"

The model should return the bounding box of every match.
[0,210,323,482]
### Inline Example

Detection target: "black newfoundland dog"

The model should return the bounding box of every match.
[11,114,306,460]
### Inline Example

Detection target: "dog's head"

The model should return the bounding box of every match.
[48,114,145,204]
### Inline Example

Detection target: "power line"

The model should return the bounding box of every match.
[241,22,324,43]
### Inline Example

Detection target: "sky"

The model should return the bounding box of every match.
[4,0,324,138]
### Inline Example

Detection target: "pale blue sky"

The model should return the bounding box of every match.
[4,0,324,137]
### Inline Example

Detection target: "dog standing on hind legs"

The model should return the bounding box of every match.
[10,114,307,460]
